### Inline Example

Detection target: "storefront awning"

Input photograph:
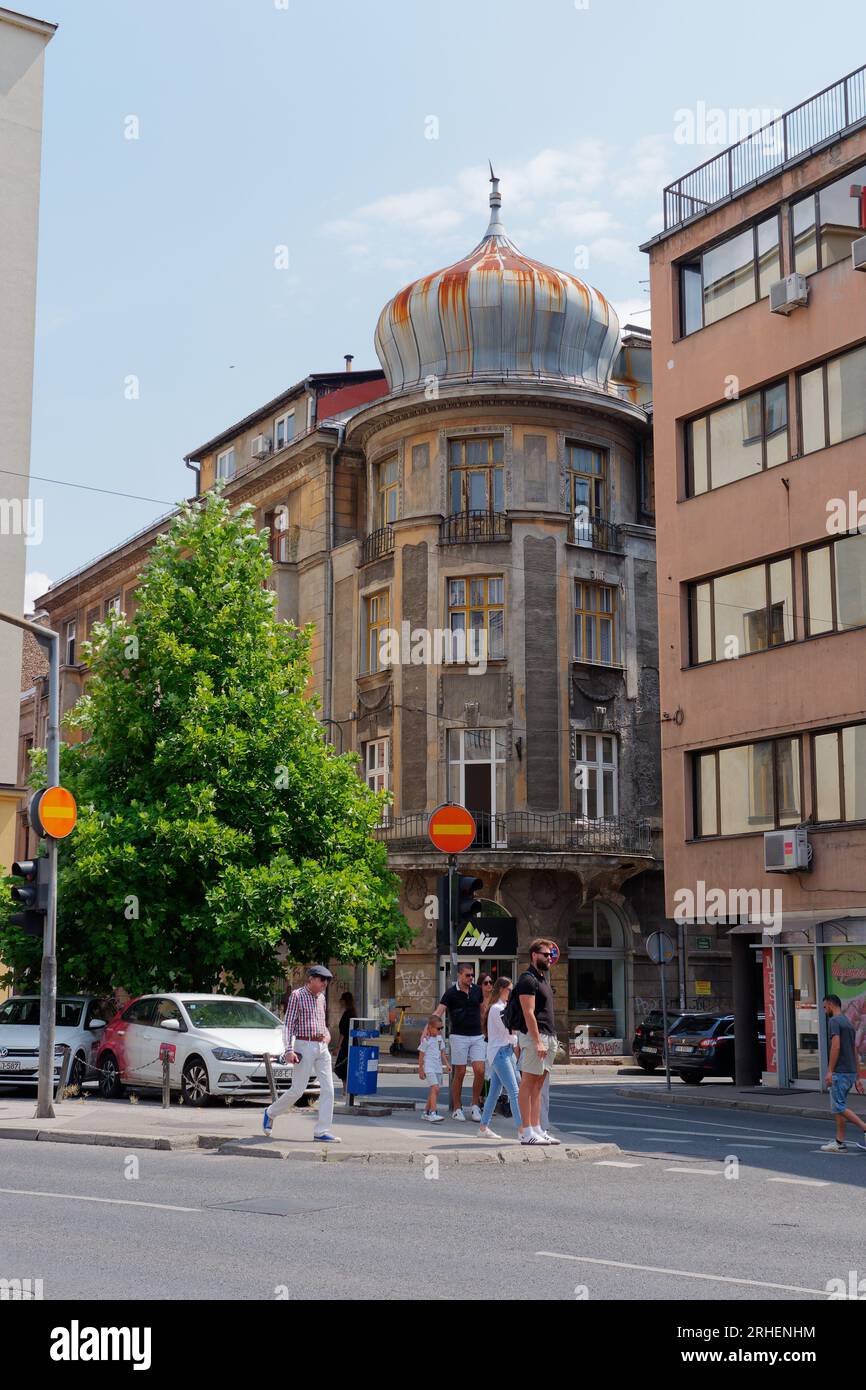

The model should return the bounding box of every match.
[728,913,866,940]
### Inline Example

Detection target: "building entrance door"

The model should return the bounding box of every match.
[785,951,820,1087]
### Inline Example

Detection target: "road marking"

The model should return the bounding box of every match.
[0,1186,200,1212]
[535,1251,831,1296]
[767,1177,829,1187]
[593,1160,644,1168]
[663,1166,721,1175]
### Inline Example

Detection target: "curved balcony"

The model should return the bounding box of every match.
[361,525,395,565]
[439,510,511,545]
[571,516,623,553]
[375,811,652,857]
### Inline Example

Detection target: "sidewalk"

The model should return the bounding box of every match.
[0,1093,618,1167]
[615,1081,866,1123]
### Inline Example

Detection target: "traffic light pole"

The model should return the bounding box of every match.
[447,854,458,986]
[0,609,60,1118]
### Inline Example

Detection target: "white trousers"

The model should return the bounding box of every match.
[266,1041,335,1134]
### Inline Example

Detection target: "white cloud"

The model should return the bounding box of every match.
[24,571,52,613]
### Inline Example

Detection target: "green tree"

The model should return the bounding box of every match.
[0,493,411,995]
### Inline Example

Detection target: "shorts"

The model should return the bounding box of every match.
[449,1034,486,1066]
[422,1069,443,1089]
[516,1032,556,1075]
[830,1072,857,1114]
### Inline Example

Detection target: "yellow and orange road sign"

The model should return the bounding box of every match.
[37,786,77,840]
[428,803,476,855]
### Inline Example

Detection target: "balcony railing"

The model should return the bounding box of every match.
[361,525,395,565]
[663,64,866,231]
[375,811,652,857]
[439,510,512,545]
[571,515,623,553]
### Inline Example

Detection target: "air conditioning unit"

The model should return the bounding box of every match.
[769,274,808,315]
[251,435,272,459]
[852,235,866,272]
[764,826,811,873]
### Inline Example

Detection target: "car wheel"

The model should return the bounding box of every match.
[180,1057,211,1107]
[638,1058,660,1072]
[68,1052,87,1093]
[98,1051,124,1100]
[681,1072,703,1085]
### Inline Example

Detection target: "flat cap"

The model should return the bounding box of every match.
[307,964,334,980]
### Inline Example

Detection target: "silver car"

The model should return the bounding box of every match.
[0,995,109,1092]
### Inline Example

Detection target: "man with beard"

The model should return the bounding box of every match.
[513,939,560,1146]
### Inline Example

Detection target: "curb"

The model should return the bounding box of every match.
[614,1088,831,1122]
[0,1128,202,1151]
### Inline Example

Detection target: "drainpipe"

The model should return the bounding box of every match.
[323,420,347,727]
[184,458,201,498]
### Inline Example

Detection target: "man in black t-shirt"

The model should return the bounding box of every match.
[432,964,486,1121]
[514,939,559,1145]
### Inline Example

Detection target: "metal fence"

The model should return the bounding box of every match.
[375,811,653,857]
[439,510,512,544]
[571,515,623,553]
[361,525,395,565]
[664,65,866,231]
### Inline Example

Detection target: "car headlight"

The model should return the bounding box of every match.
[211,1048,257,1062]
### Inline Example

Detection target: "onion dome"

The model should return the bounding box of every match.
[375,166,621,394]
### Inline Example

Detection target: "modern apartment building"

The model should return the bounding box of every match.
[643,67,866,1090]
[24,177,696,1048]
[0,8,55,919]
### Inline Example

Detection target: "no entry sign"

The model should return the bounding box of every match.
[428,803,476,855]
[31,785,78,840]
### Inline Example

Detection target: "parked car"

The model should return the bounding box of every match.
[669,1012,766,1084]
[96,993,320,1107]
[0,995,110,1092]
[632,1011,710,1070]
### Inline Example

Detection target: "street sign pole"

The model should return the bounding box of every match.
[447,853,458,986]
[646,931,675,1094]
[660,954,671,1093]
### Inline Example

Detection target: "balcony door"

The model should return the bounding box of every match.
[447,728,506,847]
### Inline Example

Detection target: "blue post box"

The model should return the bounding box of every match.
[347,1018,380,1099]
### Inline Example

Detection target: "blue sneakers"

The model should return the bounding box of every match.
[313,1132,341,1143]
[262,1109,273,1135]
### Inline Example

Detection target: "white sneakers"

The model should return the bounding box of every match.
[478,1126,500,1138]
[469,1105,483,1122]
[452,1108,466,1121]
[425,1111,444,1124]
[520,1127,560,1146]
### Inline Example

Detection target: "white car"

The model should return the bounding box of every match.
[0,994,109,1092]
[96,992,319,1107]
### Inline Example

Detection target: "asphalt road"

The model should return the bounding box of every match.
[1,1078,863,1301]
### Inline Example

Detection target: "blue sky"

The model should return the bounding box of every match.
[24,0,863,602]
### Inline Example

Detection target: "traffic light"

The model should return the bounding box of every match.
[456,875,483,935]
[9,857,49,939]
[436,873,451,955]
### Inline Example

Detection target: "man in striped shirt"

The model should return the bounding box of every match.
[263,965,340,1142]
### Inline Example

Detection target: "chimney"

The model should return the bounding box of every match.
[344,354,354,372]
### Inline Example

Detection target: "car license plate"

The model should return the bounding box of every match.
[272,1066,291,1079]
[675,1046,693,1054]
[641,1046,658,1054]
[0,1061,21,1071]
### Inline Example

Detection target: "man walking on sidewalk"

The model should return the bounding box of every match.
[432,963,486,1121]
[263,965,340,1143]
[514,939,560,1146]
[820,993,866,1153]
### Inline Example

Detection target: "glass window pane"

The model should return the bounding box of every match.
[834,532,866,631]
[806,546,834,635]
[688,418,708,495]
[719,742,774,835]
[764,382,788,468]
[703,229,756,325]
[488,577,503,604]
[709,396,763,488]
[792,197,818,275]
[713,564,767,658]
[691,582,712,663]
[450,470,462,513]
[447,729,461,762]
[814,731,841,822]
[569,913,594,948]
[493,468,504,512]
[756,216,781,298]
[800,367,826,455]
[465,730,491,760]
[842,724,866,821]
[769,559,794,644]
[819,164,866,269]
[601,736,614,763]
[585,767,597,819]
[469,472,487,510]
[776,738,801,826]
[488,610,504,658]
[494,728,506,759]
[681,262,703,335]
[697,754,718,836]
[602,768,615,817]
[826,345,866,447]
[469,578,484,606]
[594,904,612,948]
[449,579,464,607]
[492,438,504,463]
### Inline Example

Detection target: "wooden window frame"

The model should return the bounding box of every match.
[447,575,505,662]
[362,589,390,675]
[574,580,619,667]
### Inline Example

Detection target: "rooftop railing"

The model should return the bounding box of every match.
[663,65,866,231]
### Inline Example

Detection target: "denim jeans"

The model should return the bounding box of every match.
[480,1044,522,1128]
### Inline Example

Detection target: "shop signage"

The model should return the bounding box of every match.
[456,917,517,955]
[695,980,711,996]
[763,948,777,1074]
[696,936,711,951]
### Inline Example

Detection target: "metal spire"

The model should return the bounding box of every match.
[485,160,505,237]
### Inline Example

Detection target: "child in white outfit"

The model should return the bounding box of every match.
[418,1015,450,1122]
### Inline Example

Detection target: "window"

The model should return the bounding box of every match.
[574,581,618,665]
[567,444,607,527]
[274,412,295,451]
[376,456,399,529]
[812,723,866,823]
[266,496,300,563]
[679,215,781,334]
[363,738,390,823]
[572,733,618,819]
[447,576,504,661]
[799,344,866,455]
[448,437,504,514]
[694,737,801,837]
[64,620,76,667]
[216,447,236,481]
[121,998,158,1025]
[447,728,506,846]
[104,595,121,621]
[805,532,866,636]
[686,381,788,495]
[792,163,866,275]
[689,557,794,664]
[362,590,390,674]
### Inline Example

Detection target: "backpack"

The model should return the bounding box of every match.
[503,973,535,1034]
